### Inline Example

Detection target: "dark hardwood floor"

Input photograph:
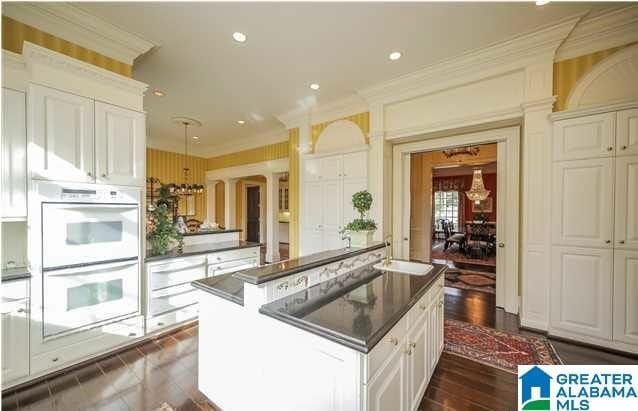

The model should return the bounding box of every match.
[3,286,637,411]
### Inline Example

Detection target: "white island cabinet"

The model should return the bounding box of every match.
[194,243,445,411]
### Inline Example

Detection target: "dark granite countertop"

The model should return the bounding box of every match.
[2,267,31,282]
[192,273,244,306]
[233,243,385,285]
[145,240,261,263]
[259,262,446,353]
[182,229,241,237]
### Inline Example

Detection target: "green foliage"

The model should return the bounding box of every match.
[147,185,183,255]
[343,190,377,232]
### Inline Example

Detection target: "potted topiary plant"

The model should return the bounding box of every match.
[343,190,377,247]
[147,185,183,255]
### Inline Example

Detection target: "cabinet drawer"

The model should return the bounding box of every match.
[2,279,28,303]
[207,247,259,264]
[407,293,430,327]
[149,257,207,291]
[365,315,408,383]
[208,258,258,276]
[146,305,198,333]
[150,283,198,317]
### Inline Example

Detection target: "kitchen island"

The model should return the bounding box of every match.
[193,243,446,411]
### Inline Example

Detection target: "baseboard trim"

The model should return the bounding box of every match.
[548,333,638,360]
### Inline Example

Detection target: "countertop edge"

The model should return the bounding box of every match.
[182,229,242,237]
[145,242,261,263]
[259,264,446,354]
[191,281,244,306]
[234,243,385,285]
[1,270,31,282]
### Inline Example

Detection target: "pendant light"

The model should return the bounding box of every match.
[465,168,490,204]
[168,117,204,195]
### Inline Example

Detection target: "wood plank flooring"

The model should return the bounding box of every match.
[3,286,637,411]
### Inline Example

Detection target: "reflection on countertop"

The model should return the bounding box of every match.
[191,273,244,306]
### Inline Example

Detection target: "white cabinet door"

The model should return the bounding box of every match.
[304,182,323,230]
[406,318,428,411]
[435,291,445,356]
[28,84,95,182]
[615,155,638,251]
[342,151,367,179]
[1,280,29,383]
[303,158,321,182]
[428,303,439,376]
[322,180,343,250]
[1,88,27,219]
[550,246,613,339]
[95,102,145,186]
[613,250,638,346]
[301,229,323,256]
[617,108,638,157]
[366,343,407,411]
[342,178,367,226]
[553,113,615,161]
[552,158,614,248]
[319,155,343,180]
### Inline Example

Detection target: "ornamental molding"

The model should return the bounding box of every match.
[22,42,148,95]
[358,14,583,105]
[550,100,638,122]
[555,5,638,62]
[3,3,156,65]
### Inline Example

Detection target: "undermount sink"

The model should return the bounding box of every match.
[373,260,434,276]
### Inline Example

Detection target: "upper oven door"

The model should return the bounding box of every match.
[42,203,140,269]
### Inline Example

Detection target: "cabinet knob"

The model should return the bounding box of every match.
[388,337,398,346]
[51,357,59,362]
[16,308,25,313]
[621,146,627,150]
[498,242,505,248]
[419,304,426,310]
[607,147,614,151]
[605,240,611,244]
[101,173,107,178]
[128,332,137,337]
[619,240,625,244]
[87,172,92,177]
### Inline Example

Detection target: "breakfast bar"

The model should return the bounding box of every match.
[193,244,446,411]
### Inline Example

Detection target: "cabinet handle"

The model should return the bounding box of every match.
[607,147,614,151]
[128,332,137,337]
[621,146,627,150]
[605,240,611,244]
[498,242,505,248]
[51,357,59,362]
[16,308,25,313]
[101,173,107,178]
[419,304,426,310]
[388,337,398,346]
[619,240,625,244]
[87,172,92,177]
[405,343,415,355]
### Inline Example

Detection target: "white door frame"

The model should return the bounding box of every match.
[242,180,266,244]
[392,126,520,314]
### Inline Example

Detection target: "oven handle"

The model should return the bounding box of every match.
[46,260,138,277]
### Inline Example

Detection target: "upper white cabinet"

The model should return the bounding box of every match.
[551,158,614,248]
[27,84,146,186]
[617,108,638,156]
[553,112,615,161]
[95,101,146,186]
[319,155,343,180]
[1,88,27,219]
[342,151,368,179]
[615,155,638,250]
[28,84,95,183]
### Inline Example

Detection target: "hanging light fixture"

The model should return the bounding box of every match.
[465,168,490,204]
[168,117,205,195]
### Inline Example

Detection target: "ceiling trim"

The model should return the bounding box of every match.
[357,13,583,105]
[2,3,156,65]
[555,5,638,62]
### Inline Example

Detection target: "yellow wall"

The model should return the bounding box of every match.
[1,16,132,77]
[553,42,635,111]
[207,141,289,170]
[310,112,370,152]
[146,148,208,222]
[288,128,300,258]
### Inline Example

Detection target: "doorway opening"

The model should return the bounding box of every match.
[246,186,260,243]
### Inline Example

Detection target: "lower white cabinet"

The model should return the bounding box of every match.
[613,250,638,346]
[366,277,444,411]
[1,279,30,383]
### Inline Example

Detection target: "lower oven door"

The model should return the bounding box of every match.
[42,259,140,339]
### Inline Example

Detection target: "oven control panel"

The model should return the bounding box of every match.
[61,188,122,201]
[36,181,141,204]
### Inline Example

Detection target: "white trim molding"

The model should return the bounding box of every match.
[555,5,638,62]
[550,100,638,122]
[206,158,289,182]
[3,2,156,65]
[197,128,289,159]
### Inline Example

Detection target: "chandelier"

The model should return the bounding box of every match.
[465,168,490,204]
[168,117,205,195]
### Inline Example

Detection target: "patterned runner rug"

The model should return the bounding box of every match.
[444,319,562,373]
[445,269,496,294]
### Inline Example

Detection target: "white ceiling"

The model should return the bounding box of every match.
[74,2,619,157]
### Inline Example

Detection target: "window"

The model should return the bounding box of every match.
[433,191,460,231]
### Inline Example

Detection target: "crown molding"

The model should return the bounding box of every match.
[550,100,638,122]
[186,128,289,159]
[276,94,369,130]
[2,3,156,65]
[555,5,638,62]
[2,50,26,70]
[23,42,148,95]
[358,13,584,106]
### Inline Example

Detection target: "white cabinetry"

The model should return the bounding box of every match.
[95,101,146,186]
[1,279,30,383]
[550,106,638,354]
[1,88,27,219]
[301,150,368,255]
[28,84,146,186]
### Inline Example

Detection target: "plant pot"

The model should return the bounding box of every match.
[349,230,375,248]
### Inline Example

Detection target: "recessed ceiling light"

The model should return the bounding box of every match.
[232,32,247,43]
[536,0,550,5]
[152,89,165,97]
[310,83,320,90]
[192,136,199,140]
[389,51,402,61]
[237,120,246,125]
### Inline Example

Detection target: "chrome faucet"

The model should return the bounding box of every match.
[384,235,392,266]
[342,232,352,248]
